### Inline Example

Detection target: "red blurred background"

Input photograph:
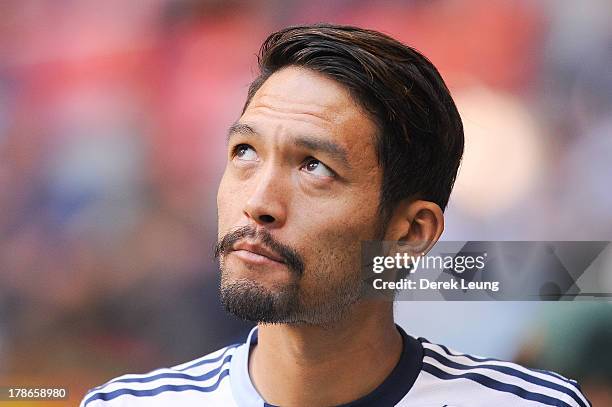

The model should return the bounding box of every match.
[1,1,611,405]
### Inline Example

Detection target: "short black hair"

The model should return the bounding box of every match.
[243,24,464,222]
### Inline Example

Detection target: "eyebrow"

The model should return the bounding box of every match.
[227,122,257,140]
[227,122,351,169]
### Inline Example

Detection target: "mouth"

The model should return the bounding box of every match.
[230,241,286,266]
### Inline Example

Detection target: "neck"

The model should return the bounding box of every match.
[249,300,402,406]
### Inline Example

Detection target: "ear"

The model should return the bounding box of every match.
[383,200,444,256]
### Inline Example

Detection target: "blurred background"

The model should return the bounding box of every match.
[0,0,611,405]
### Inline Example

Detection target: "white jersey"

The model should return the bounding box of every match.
[81,325,591,407]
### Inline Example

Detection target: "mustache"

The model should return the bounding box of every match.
[214,225,305,276]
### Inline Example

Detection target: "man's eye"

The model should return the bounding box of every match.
[234,144,258,161]
[301,158,334,178]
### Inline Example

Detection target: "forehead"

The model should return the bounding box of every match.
[241,66,378,155]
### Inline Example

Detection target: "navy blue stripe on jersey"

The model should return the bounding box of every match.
[422,362,576,407]
[531,368,580,386]
[424,349,587,407]
[83,369,230,405]
[87,344,239,393]
[420,338,583,392]
[92,354,232,387]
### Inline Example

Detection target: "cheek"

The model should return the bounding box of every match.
[298,192,381,244]
[298,228,365,297]
[310,231,362,267]
[297,202,380,279]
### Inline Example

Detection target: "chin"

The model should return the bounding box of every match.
[219,275,300,323]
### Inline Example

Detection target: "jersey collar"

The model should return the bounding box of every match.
[229,324,423,407]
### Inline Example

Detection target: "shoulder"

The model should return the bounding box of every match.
[80,343,241,407]
[416,338,591,407]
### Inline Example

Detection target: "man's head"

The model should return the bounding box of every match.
[215,24,464,325]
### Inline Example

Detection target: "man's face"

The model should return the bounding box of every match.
[216,66,383,324]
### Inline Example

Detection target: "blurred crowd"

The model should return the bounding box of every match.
[0,0,610,404]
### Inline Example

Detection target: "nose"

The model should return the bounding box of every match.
[243,165,287,228]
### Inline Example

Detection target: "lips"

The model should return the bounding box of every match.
[231,241,285,264]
